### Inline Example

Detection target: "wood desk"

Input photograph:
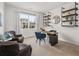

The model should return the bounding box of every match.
[40,28,58,35]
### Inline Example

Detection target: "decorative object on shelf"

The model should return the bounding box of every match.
[69,21,72,25]
[61,2,78,27]
[65,17,68,21]
[68,11,70,15]
[52,15,60,24]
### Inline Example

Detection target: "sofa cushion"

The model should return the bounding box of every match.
[4,32,14,39]
[18,43,32,56]
[0,41,19,56]
[4,33,10,39]
[0,41,32,56]
[0,34,13,42]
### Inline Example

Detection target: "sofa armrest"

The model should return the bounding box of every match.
[15,34,22,37]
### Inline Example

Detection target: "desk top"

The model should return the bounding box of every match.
[40,28,58,35]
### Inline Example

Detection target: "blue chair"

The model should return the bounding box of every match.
[35,32,46,45]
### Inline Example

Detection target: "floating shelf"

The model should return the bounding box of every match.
[43,15,51,17]
[61,2,78,27]
[62,14,78,17]
[62,20,78,22]
[62,7,78,13]
[44,21,51,23]
[62,25,78,27]
[43,18,51,20]
[43,13,51,26]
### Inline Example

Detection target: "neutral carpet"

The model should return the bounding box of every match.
[23,37,79,56]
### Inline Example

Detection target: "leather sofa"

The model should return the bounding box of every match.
[0,41,32,56]
[4,31,24,43]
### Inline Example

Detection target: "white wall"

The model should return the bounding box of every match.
[4,4,43,37]
[0,2,4,34]
[48,2,79,45]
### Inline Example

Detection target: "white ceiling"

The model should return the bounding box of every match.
[6,2,71,13]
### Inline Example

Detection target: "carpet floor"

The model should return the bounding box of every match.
[23,37,79,56]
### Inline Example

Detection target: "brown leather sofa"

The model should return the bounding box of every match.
[5,31,24,43]
[0,41,32,56]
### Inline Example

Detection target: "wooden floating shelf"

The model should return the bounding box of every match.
[62,25,78,27]
[62,20,78,22]
[43,15,51,17]
[43,18,51,20]
[61,2,78,27]
[62,8,78,13]
[43,19,51,20]
[43,13,51,26]
[62,14,78,17]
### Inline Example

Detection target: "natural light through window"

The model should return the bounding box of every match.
[19,13,37,29]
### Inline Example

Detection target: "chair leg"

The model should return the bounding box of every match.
[39,40,41,45]
[36,39,38,43]
[47,35,49,40]
[43,39,46,44]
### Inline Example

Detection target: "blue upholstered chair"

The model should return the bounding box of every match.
[35,32,46,45]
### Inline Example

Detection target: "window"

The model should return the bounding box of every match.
[19,13,36,29]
